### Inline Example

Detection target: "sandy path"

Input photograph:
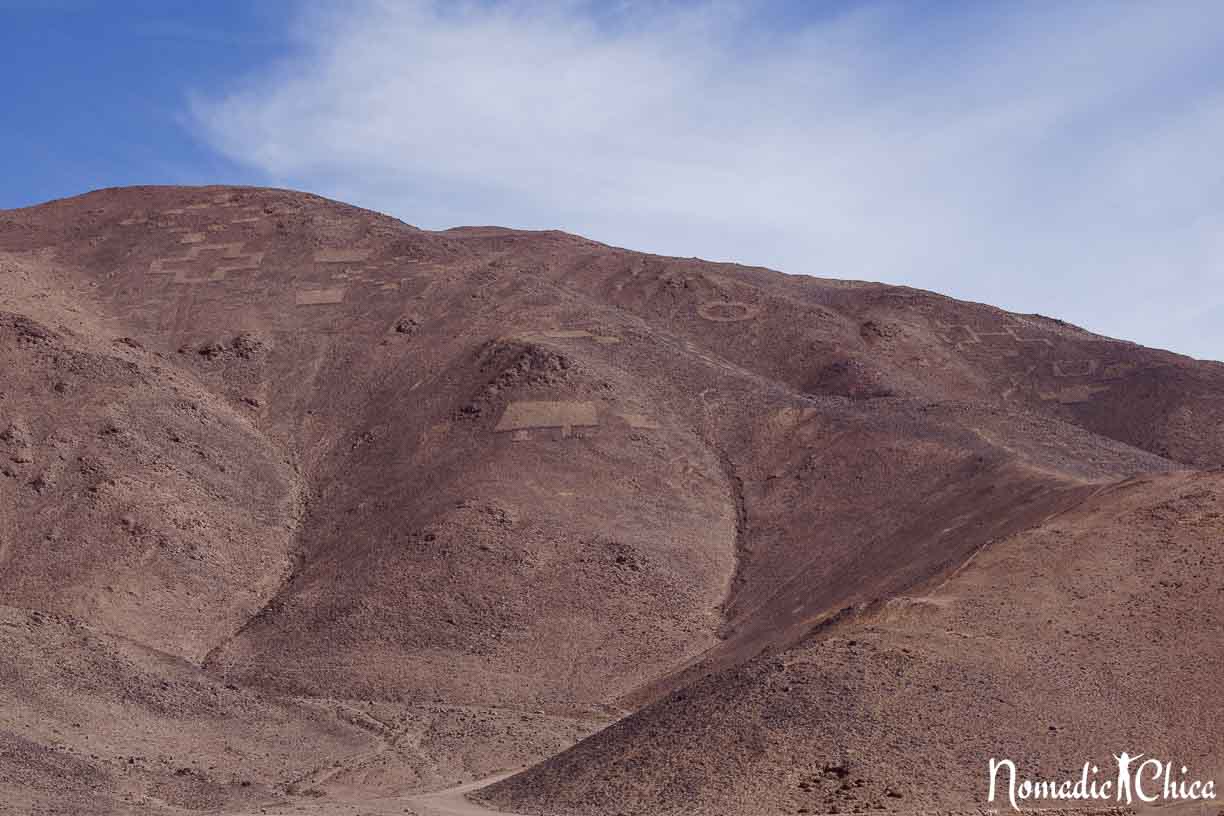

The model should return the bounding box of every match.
[406,773,520,816]
[217,772,521,816]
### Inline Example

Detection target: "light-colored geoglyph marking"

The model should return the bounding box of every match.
[495,401,598,439]
[541,330,603,340]
[179,233,207,244]
[312,249,378,288]
[1052,359,1098,377]
[1039,358,1135,402]
[933,320,1063,401]
[935,322,1126,402]
[295,287,346,306]
[1102,361,1136,379]
[769,406,820,430]
[697,301,762,322]
[616,412,660,430]
[513,329,622,345]
[935,321,1054,351]
[228,207,265,223]
[1001,364,1038,400]
[543,329,621,345]
[315,248,373,263]
[1038,384,1112,404]
[331,268,375,283]
[149,241,264,284]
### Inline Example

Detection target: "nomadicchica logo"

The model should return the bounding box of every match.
[988,753,1217,811]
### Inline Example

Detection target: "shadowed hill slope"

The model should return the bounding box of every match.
[1,185,1221,814]
[483,470,1224,815]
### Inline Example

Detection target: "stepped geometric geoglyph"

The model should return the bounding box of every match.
[495,401,599,439]
[148,239,264,284]
[935,319,1054,350]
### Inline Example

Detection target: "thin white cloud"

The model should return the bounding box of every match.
[192,0,1224,361]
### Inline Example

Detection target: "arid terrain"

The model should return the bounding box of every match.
[1,186,1221,815]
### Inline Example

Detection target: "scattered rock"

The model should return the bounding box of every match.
[1,313,58,345]
[198,341,227,359]
[0,422,29,446]
[231,332,268,359]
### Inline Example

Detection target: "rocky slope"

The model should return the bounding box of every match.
[1,186,1221,814]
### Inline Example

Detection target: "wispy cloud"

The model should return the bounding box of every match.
[192,0,1224,360]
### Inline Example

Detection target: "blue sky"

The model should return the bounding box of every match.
[3,1,1223,361]
[0,1,288,202]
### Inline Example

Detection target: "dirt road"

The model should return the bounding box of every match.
[407,773,520,816]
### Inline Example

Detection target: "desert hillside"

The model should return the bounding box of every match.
[482,470,1224,814]
[1,186,1221,815]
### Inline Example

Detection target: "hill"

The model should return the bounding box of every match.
[1,185,1221,814]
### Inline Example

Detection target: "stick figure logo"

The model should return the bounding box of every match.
[1114,752,1144,803]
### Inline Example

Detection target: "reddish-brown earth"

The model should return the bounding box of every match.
[1,186,1221,815]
